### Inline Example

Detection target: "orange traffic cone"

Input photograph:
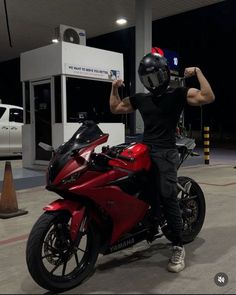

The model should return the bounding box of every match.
[0,161,28,219]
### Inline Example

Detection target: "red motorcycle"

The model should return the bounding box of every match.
[26,119,205,292]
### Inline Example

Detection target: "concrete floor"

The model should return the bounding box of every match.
[1,162,236,294]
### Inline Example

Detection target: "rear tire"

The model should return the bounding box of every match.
[162,176,206,244]
[26,211,100,292]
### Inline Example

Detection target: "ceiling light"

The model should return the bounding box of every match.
[116,18,127,25]
[52,38,59,43]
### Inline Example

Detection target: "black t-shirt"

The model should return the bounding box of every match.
[129,87,188,148]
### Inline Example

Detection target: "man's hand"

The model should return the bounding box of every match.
[112,79,125,88]
[184,67,198,78]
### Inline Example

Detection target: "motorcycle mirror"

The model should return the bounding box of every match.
[38,142,54,152]
[78,112,88,123]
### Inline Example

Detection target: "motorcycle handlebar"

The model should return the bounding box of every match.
[117,154,135,162]
[108,150,135,162]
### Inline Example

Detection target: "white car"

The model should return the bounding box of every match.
[0,104,23,157]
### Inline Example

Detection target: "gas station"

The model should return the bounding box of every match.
[0,0,236,294]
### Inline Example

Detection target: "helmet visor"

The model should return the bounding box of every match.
[141,72,160,89]
[140,69,169,90]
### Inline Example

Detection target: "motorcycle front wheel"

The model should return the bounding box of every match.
[26,211,100,292]
[162,176,206,244]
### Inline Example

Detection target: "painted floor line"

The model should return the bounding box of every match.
[0,234,28,246]
[199,182,236,187]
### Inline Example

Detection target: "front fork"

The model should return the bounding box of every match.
[177,181,195,218]
[177,181,192,197]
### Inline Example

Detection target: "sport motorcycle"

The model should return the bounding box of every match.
[26,119,205,292]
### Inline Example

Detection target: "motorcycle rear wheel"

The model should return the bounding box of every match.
[26,211,100,292]
[162,176,206,244]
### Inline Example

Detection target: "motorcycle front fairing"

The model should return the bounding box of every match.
[44,121,109,242]
[46,121,108,187]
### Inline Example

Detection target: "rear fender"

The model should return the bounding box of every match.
[43,199,86,241]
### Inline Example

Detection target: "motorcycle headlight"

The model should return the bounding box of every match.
[61,171,81,184]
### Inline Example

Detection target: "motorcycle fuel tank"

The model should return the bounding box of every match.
[109,143,151,172]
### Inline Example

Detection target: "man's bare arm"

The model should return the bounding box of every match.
[184,67,215,106]
[109,79,135,114]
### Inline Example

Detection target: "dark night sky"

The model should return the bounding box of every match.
[0,0,235,136]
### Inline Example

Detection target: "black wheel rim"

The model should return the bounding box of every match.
[40,214,92,281]
[178,183,201,235]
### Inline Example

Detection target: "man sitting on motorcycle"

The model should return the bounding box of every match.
[109,52,215,273]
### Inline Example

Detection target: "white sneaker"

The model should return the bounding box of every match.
[167,246,185,273]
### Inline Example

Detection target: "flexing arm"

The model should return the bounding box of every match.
[184,67,215,106]
[109,79,135,114]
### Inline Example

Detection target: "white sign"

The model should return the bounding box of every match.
[65,63,120,81]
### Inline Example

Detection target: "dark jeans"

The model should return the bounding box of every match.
[148,145,183,246]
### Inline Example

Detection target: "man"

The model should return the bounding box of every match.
[109,52,215,273]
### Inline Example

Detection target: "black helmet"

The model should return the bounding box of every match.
[138,53,170,96]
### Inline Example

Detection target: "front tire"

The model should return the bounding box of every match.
[26,211,100,292]
[162,176,206,244]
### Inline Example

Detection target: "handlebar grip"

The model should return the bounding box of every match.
[108,149,135,162]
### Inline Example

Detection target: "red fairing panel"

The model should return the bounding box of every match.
[43,199,82,213]
[70,207,86,241]
[71,169,128,189]
[109,143,151,171]
[69,185,149,244]
[53,157,83,186]
[57,166,128,191]
[53,134,109,185]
